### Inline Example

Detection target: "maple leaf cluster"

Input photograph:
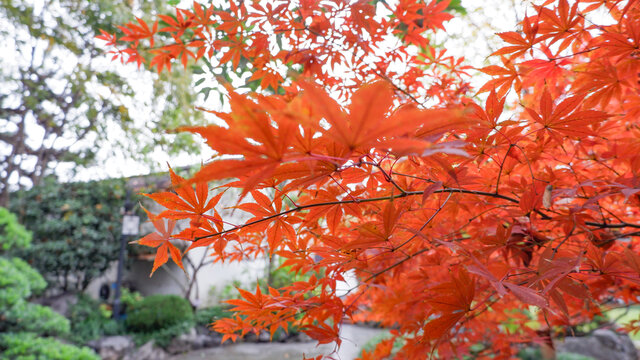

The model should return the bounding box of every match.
[103,0,640,359]
[97,0,470,102]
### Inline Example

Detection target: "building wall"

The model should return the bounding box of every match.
[85,177,271,307]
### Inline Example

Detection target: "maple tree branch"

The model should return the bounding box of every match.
[393,192,453,251]
[362,247,431,284]
[548,47,599,61]
[585,221,640,230]
[159,265,188,292]
[599,231,640,247]
[187,183,640,245]
[600,207,627,226]
[328,174,359,202]
[185,244,213,299]
[374,70,425,107]
[361,159,408,194]
[552,223,576,259]
[494,144,514,194]
[389,171,436,183]
[359,192,454,265]
[190,188,523,242]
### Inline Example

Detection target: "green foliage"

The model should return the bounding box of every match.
[0,0,204,204]
[360,331,405,358]
[126,293,195,347]
[361,331,392,354]
[261,261,312,291]
[444,0,467,14]
[0,207,31,251]
[3,302,70,336]
[9,177,144,290]
[211,279,243,301]
[125,294,194,333]
[0,332,99,360]
[558,354,597,360]
[132,320,194,348]
[67,295,125,344]
[10,257,47,294]
[68,291,196,348]
[121,288,144,309]
[195,305,232,327]
[605,306,640,340]
[0,257,45,308]
[0,208,99,359]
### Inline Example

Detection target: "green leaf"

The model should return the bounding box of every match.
[191,66,205,75]
[202,57,215,72]
[203,87,213,101]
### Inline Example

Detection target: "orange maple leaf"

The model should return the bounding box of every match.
[145,167,222,228]
[134,212,184,276]
[526,88,609,141]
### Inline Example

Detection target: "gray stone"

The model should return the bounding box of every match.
[123,341,168,360]
[167,328,217,354]
[35,293,78,317]
[297,332,312,342]
[195,325,211,335]
[555,329,638,360]
[92,335,135,360]
[202,333,222,348]
[258,330,271,342]
[244,331,258,342]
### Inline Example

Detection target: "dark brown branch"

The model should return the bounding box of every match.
[189,187,522,242]
[186,185,640,244]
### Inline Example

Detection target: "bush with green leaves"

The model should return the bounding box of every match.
[68,290,198,348]
[0,257,46,309]
[132,320,195,348]
[9,177,145,291]
[0,333,99,360]
[195,305,232,327]
[0,207,31,251]
[3,301,70,336]
[121,287,144,310]
[125,294,194,333]
[0,207,98,359]
[67,295,126,344]
[260,259,314,291]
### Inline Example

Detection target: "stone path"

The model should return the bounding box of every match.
[170,324,385,360]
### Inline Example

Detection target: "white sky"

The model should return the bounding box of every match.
[5,0,520,186]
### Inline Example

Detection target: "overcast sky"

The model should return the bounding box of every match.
[4,0,522,186]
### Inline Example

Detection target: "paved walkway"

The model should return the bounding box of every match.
[171,324,386,360]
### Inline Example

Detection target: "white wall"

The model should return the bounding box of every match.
[85,180,272,307]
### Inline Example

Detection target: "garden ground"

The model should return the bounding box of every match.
[171,324,384,360]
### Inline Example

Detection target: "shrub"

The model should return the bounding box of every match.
[67,295,125,344]
[0,257,46,308]
[125,294,194,332]
[121,287,144,310]
[0,333,99,360]
[259,258,314,292]
[195,305,232,327]
[9,177,145,291]
[0,207,31,251]
[132,321,194,348]
[0,207,98,359]
[3,302,70,336]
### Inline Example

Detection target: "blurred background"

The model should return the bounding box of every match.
[3,1,634,360]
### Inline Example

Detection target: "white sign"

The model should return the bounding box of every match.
[122,215,140,236]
